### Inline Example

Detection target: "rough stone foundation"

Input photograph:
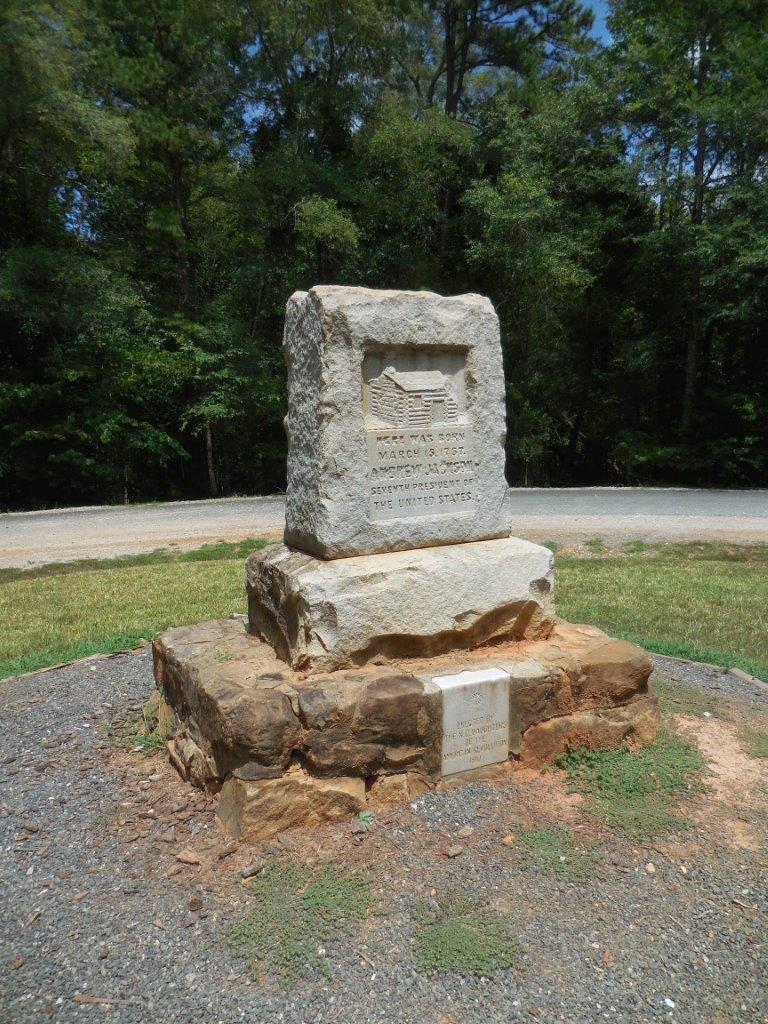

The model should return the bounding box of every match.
[150,616,658,842]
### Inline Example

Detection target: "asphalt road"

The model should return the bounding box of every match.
[1,488,766,568]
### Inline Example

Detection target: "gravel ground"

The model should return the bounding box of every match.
[1,650,766,1024]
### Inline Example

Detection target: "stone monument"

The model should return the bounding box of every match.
[149,286,659,841]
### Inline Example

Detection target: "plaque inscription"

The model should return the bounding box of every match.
[363,350,476,522]
[433,668,510,776]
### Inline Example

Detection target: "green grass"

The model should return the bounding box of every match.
[0,542,262,680]
[584,536,608,554]
[0,537,266,584]
[741,727,768,760]
[413,894,517,974]
[517,825,597,877]
[557,727,708,837]
[227,859,374,985]
[652,677,724,720]
[2,537,766,683]
[557,543,768,680]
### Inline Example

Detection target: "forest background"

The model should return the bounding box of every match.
[2,0,767,510]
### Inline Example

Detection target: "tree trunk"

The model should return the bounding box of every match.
[681,37,709,439]
[443,1,457,115]
[205,420,218,496]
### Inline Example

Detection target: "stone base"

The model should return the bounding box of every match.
[151,617,659,841]
[217,770,366,842]
[246,535,555,672]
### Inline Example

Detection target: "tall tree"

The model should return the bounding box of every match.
[393,0,593,115]
[608,0,768,449]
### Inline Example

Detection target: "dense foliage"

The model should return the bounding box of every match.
[2,0,767,508]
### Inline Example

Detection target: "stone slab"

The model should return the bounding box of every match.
[282,286,509,558]
[433,668,510,776]
[518,698,660,766]
[217,770,366,842]
[247,535,555,672]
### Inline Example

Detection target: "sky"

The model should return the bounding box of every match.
[587,0,611,42]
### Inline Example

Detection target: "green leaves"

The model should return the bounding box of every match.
[1,0,766,509]
[294,196,360,280]
[413,894,517,974]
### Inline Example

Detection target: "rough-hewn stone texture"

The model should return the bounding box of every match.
[167,730,218,789]
[518,695,660,766]
[368,771,435,805]
[152,619,444,783]
[495,623,654,755]
[150,613,658,837]
[152,616,656,789]
[217,771,366,842]
[303,730,385,777]
[247,536,555,672]
[282,286,510,558]
[153,621,302,778]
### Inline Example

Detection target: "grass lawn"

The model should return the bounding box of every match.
[556,541,768,680]
[1,538,766,683]
[0,541,258,680]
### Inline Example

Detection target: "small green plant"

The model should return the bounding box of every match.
[653,678,723,720]
[354,810,374,830]
[517,825,597,877]
[413,894,516,974]
[227,859,374,985]
[557,728,707,837]
[623,540,651,555]
[105,690,172,755]
[584,537,607,554]
[741,727,768,759]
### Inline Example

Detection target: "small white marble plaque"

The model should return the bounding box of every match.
[433,667,510,776]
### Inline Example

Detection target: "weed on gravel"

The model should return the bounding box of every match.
[557,727,707,837]
[653,676,724,720]
[517,825,598,877]
[741,727,768,759]
[227,859,375,986]
[413,893,517,975]
[104,692,172,755]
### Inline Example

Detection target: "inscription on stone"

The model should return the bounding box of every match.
[363,349,476,522]
[433,667,510,776]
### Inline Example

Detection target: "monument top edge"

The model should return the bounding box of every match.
[432,666,511,691]
[287,285,495,309]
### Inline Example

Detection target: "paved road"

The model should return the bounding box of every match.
[1,488,766,568]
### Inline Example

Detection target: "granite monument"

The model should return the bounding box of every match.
[149,286,659,841]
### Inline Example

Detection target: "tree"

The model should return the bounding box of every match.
[608,0,768,454]
[393,0,593,115]
[2,0,766,509]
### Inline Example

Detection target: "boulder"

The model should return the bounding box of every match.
[217,770,366,842]
[498,625,654,754]
[153,621,302,775]
[518,694,661,766]
[247,536,555,672]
